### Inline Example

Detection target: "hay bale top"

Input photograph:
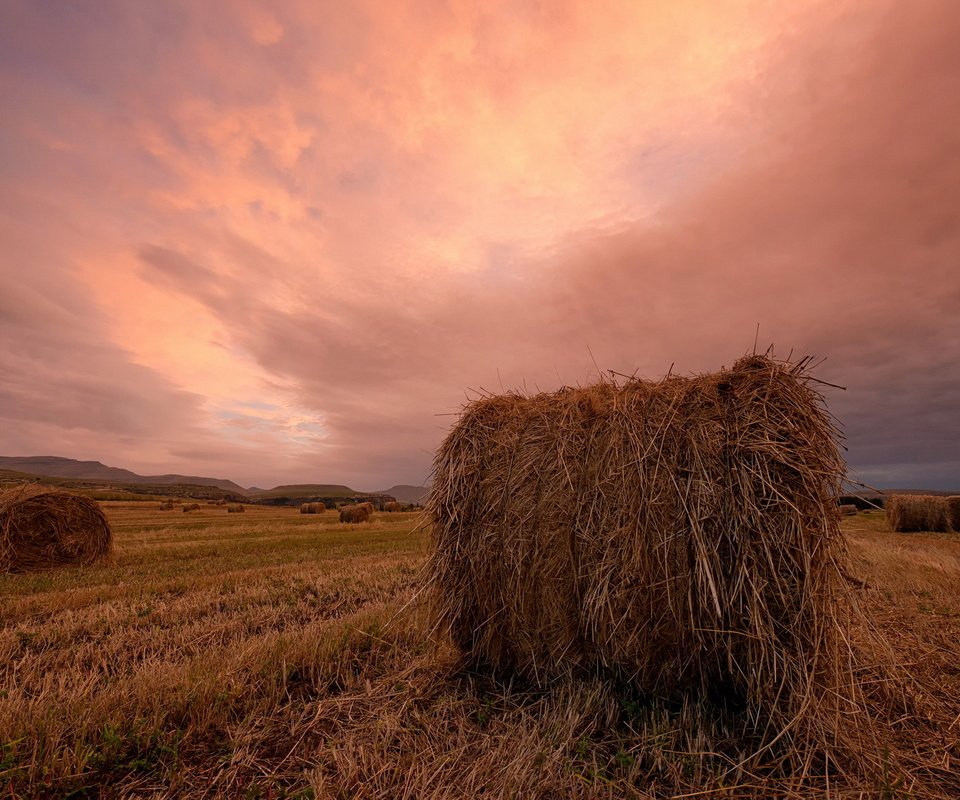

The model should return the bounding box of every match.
[0,485,112,573]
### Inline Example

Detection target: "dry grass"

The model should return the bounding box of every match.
[0,485,112,573]
[886,494,952,532]
[0,506,957,798]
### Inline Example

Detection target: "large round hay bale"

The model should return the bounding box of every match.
[0,485,112,572]
[948,496,960,533]
[384,501,404,512]
[885,494,951,532]
[428,355,854,757]
[339,503,372,523]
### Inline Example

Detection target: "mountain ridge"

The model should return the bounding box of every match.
[0,456,247,493]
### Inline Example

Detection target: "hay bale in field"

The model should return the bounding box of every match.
[339,503,372,523]
[428,354,858,762]
[0,485,112,572]
[300,502,325,514]
[885,494,951,532]
[158,501,174,511]
[226,504,244,513]
[839,503,858,516]
[948,496,960,533]
[182,503,202,513]
[300,502,311,514]
[384,501,404,512]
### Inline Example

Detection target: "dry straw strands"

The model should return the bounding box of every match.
[339,504,372,523]
[428,354,864,772]
[0,485,112,573]
[886,494,952,532]
[947,496,960,532]
[226,504,244,513]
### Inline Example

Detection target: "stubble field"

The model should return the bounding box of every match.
[1,504,959,798]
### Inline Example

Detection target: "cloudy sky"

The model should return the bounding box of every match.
[1,0,958,491]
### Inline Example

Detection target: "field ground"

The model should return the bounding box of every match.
[1,505,959,798]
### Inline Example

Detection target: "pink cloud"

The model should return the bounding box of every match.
[1,0,958,489]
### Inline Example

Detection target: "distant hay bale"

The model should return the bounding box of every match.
[226,504,244,513]
[158,501,174,511]
[886,494,951,532]
[428,355,859,763]
[300,502,325,514]
[948,497,960,532]
[384,501,404,512]
[339,503,372,523]
[0,485,112,573]
[839,503,858,516]
[182,503,202,513]
[300,503,311,514]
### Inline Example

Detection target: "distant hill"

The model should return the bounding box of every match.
[377,485,429,504]
[0,456,247,494]
[249,484,359,500]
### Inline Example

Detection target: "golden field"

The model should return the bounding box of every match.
[1,504,959,798]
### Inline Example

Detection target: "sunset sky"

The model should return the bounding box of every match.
[1,0,958,491]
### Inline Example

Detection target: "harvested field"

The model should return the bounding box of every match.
[0,506,957,798]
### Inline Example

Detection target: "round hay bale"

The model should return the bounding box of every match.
[0,485,112,573]
[182,503,202,513]
[946,496,960,533]
[226,504,244,513]
[839,503,858,516]
[384,501,404,512]
[428,355,856,761]
[339,503,372,523]
[158,501,174,511]
[885,494,951,532]
[300,502,311,514]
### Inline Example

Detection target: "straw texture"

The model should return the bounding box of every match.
[886,494,951,532]
[0,485,112,573]
[427,354,858,766]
